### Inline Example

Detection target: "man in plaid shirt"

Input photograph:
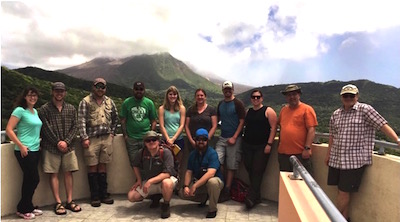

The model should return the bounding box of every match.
[325,84,400,221]
[39,82,81,214]
[78,78,118,207]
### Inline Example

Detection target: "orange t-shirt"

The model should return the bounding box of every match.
[278,102,318,155]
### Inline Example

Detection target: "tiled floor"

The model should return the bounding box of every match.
[1,194,278,221]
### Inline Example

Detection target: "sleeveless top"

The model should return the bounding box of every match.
[164,110,183,140]
[243,106,271,145]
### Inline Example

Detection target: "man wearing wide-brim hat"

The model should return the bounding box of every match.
[277,84,318,175]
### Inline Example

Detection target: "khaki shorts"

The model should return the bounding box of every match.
[215,137,242,170]
[136,176,178,198]
[83,134,113,166]
[42,149,79,173]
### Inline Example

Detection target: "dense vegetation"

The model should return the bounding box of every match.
[236,80,400,141]
[2,66,400,146]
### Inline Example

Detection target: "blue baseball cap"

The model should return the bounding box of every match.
[195,128,209,138]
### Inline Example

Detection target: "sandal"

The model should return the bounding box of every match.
[65,200,82,212]
[54,203,67,215]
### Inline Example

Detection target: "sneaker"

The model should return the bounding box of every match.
[16,212,35,220]
[32,208,43,216]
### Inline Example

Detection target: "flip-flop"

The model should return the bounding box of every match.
[54,203,67,215]
[65,200,82,212]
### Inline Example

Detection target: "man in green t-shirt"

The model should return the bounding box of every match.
[120,81,157,167]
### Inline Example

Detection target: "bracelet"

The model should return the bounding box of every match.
[183,185,189,188]
[267,143,273,146]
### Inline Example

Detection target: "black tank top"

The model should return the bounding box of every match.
[243,106,271,145]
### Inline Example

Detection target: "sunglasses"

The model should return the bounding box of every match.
[95,84,106,89]
[342,94,356,99]
[144,137,158,143]
[134,88,144,91]
[195,137,208,142]
[251,95,261,99]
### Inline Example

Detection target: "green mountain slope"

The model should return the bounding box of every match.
[58,53,223,99]
[3,66,399,140]
[236,80,400,136]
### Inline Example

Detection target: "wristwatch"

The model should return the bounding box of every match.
[304,146,311,150]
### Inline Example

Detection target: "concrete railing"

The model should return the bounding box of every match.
[2,135,400,221]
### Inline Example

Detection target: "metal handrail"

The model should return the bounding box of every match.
[314,132,399,154]
[289,155,347,222]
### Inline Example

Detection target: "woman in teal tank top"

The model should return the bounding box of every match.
[159,86,186,166]
[6,86,43,219]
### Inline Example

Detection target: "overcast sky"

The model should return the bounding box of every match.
[2,0,400,87]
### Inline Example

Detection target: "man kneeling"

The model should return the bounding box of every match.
[127,131,177,219]
[179,128,224,218]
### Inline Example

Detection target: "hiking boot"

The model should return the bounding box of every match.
[245,196,261,210]
[149,194,162,208]
[90,198,101,207]
[218,188,230,203]
[160,202,170,219]
[101,194,114,204]
[206,211,217,218]
[88,173,101,207]
[98,173,113,204]
[198,194,208,208]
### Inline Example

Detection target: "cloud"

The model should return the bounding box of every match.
[1,0,400,87]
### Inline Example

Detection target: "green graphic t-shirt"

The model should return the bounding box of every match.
[120,97,157,139]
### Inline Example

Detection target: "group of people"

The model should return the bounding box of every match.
[6,77,400,220]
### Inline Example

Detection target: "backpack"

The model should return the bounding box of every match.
[230,178,249,202]
[160,141,181,172]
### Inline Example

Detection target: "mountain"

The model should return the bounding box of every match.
[58,53,224,98]
[3,66,399,139]
[236,80,400,136]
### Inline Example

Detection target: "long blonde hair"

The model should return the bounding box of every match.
[163,86,183,112]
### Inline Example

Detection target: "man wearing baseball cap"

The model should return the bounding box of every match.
[78,77,118,207]
[127,131,177,219]
[277,84,318,174]
[326,84,400,221]
[120,81,157,166]
[179,128,224,218]
[39,81,81,214]
[215,81,246,202]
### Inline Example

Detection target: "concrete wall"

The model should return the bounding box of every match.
[2,136,400,221]
[278,172,330,222]
[311,143,400,222]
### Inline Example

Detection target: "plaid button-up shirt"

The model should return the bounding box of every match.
[329,102,387,169]
[78,94,118,140]
[39,101,78,155]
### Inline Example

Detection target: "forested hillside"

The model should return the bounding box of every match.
[2,66,400,141]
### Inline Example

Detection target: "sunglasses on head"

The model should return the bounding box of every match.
[342,94,356,99]
[195,137,208,142]
[251,95,261,99]
[144,137,158,143]
[95,84,106,89]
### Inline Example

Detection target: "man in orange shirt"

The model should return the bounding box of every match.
[277,85,317,175]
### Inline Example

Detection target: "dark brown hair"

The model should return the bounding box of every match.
[13,86,39,109]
